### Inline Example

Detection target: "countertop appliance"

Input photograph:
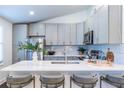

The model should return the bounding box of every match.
[84,31,93,45]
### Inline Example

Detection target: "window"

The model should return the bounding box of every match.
[0,26,3,63]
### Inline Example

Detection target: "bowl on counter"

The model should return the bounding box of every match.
[47,51,55,55]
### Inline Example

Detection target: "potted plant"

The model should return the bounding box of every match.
[77,47,86,60]
[78,47,86,55]
[18,41,43,61]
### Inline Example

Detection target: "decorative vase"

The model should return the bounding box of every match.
[40,52,43,60]
[32,51,38,62]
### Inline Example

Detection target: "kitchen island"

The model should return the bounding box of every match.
[1,60,124,88]
[1,60,124,73]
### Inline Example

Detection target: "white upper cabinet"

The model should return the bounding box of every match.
[76,23,84,45]
[63,24,71,45]
[58,24,65,45]
[70,24,77,45]
[92,13,99,44]
[29,23,45,36]
[89,6,108,44]
[45,23,84,45]
[45,24,58,45]
[58,24,71,45]
[108,5,122,44]
[97,6,108,44]
[84,19,89,33]
[85,5,122,44]
[122,6,124,44]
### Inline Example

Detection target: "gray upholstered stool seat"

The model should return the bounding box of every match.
[70,74,98,88]
[6,73,35,88]
[100,74,124,88]
[40,72,65,88]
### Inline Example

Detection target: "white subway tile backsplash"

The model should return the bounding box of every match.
[45,44,124,64]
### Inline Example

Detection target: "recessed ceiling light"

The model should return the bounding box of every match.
[29,11,34,15]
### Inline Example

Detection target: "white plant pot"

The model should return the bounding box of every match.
[40,52,43,60]
[32,51,38,62]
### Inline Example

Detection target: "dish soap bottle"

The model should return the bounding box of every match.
[106,48,114,64]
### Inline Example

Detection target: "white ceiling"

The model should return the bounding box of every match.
[0,5,93,23]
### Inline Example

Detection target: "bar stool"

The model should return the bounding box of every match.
[100,74,124,88]
[40,72,65,88]
[6,72,35,88]
[70,73,98,88]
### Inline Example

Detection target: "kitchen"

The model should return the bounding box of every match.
[0,5,124,88]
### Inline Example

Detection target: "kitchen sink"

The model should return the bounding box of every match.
[51,62,80,64]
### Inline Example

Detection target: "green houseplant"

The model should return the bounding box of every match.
[18,41,43,61]
[77,47,86,60]
[18,42,42,52]
[78,47,86,55]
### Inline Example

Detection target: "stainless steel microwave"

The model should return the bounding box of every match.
[84,31,93,44]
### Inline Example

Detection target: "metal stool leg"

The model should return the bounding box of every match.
[63,81,64,88]
[32,76,35,88]
[9,84,11,88]
[100,76,103,88]
[40,81,42,88]
[70,77,72,88]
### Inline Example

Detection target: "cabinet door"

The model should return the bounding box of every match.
[109,5,122,44]
[58,24,64,45]
[76,23,84,45]
[64,24,71,45]
[40,24,45,35]
[45,24,58,45]
[29,23,45,36]
[84,19,89,33]
[92,13,99,44]
[70,24,77,45]
[98,6,108,44]
[58,24,70,45]
[87,16,94,31]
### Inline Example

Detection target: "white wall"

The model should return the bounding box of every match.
[39,6,97,24]
[40,10,91,23]
[0,17,12,83]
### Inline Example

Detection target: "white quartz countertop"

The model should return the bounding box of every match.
[44,55,86,57]
[1,60,124,72]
